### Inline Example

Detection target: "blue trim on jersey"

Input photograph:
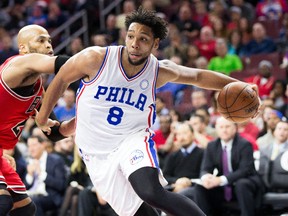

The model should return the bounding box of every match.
[81,47,109,84]
[148,136,160,170]
[119,46,150,80]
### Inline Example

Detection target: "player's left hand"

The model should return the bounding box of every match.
[3,154,16,170]
[34,109,60,135]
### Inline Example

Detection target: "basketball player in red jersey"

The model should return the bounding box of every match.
[0,25,74,216]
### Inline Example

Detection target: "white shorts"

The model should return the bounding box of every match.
[79,130,168,216]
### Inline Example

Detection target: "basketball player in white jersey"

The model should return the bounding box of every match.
[36,7,260,216]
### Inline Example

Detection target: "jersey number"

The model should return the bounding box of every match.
[12,120,26,138]
[107,106,123,125]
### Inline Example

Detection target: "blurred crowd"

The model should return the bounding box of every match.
[1,0,288,215]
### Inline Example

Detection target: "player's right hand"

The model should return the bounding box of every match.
[34,109,60,135]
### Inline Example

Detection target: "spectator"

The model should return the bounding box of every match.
[101,14,119,45]
[194,26,216,61]
[258,121,288,193]
[269,80,287,111]
[238,17,253,46]
[90,33,108,47]
[279,83,288,117]
[59,146,92,216]
[173,3,201,43]
[245,60,275,99]
[0,34,18,64]
[67,37,84,56]
[195,56,208,69]
[189,114,214,149]
[227,30,244,56]
[231,0,255,23]
[54,88,76,122]
[256,0,288,21]
[150,96,169,131]
[185,44,200,68]
[211,16,227,39]
[192,1,210,27]
[26,3,48,27]
[163,122,203,198]
[25,135,67,216]
[257,109,283,150]
[53,136,74,175]
[194,117,264,216]
[78,187,117,216]
[277,12,288,52]
[153,114,172,150]
[163,26,188,62]
[46,2,67,28]
[156,55,188,103]
[208,38,243,75]
[226,6,242,34]
[241,22,277,56]
[115,0,136,29]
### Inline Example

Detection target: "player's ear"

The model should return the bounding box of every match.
[19,44,28,54]
[153,38,160,50]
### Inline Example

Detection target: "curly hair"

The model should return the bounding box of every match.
[125,6,168,40]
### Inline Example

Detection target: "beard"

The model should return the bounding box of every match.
[128,55,148,66]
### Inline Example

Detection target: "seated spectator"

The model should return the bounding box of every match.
[238,17,253,46]
[245,60,275,99]
[46,2,68,28]
[173,3,201,43]
[269,80,287,111]
[26,3,48,27]
[100,14,119,45]
[54,88,76,122]
[256,0,288,21]
[193,26,216,61]
[162,122,203,198]
[78,186,117,216]
[208,38,243,76]
[257,109,283,150]
[25,135,67,216]
[279,83,288,117]
[226,6,242,34]
[151,96,169,131]
[231,0,255,23]
[258,120,288,192]
[227,30,244,56]
[153,114,172,168]
[237,120,259,151]
[53,136,75,175]
[277,12,288,53]
[194,117,264,216]
[0,35,18,64]
[241,22,276,56]
[189,114,214,149]
[185,44,200,68]
[59,146,92,216]
[192,1,210,27]
[156,55,188,104]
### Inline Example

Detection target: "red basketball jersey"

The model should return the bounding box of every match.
[0,56,43,149]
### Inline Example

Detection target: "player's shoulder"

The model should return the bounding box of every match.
[74,46,108,64]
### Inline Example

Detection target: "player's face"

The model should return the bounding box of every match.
[27,32,54,56]
[125,22,159,66]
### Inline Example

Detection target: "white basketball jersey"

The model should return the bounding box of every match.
[75,46,159,154]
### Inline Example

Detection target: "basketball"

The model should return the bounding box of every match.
[217,82,259,123]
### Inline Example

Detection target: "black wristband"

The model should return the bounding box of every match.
[43,122,66,142]
[55,55,70,75]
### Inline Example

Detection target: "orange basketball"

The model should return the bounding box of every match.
[217,82,259,123]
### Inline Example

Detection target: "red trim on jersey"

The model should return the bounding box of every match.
[82,47,110,86]
[145,136,155,167]
[118,46,150,81]
[148,105,153,128]
[151,61,159,101]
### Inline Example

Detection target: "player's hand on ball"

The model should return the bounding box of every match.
[249,84,262,119]
[34,109,60,135]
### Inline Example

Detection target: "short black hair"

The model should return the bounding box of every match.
[125,6,168,40]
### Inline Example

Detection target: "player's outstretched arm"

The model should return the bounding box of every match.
[3,54,57,87]
[35,47,103,132]
[157,59,238,91]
